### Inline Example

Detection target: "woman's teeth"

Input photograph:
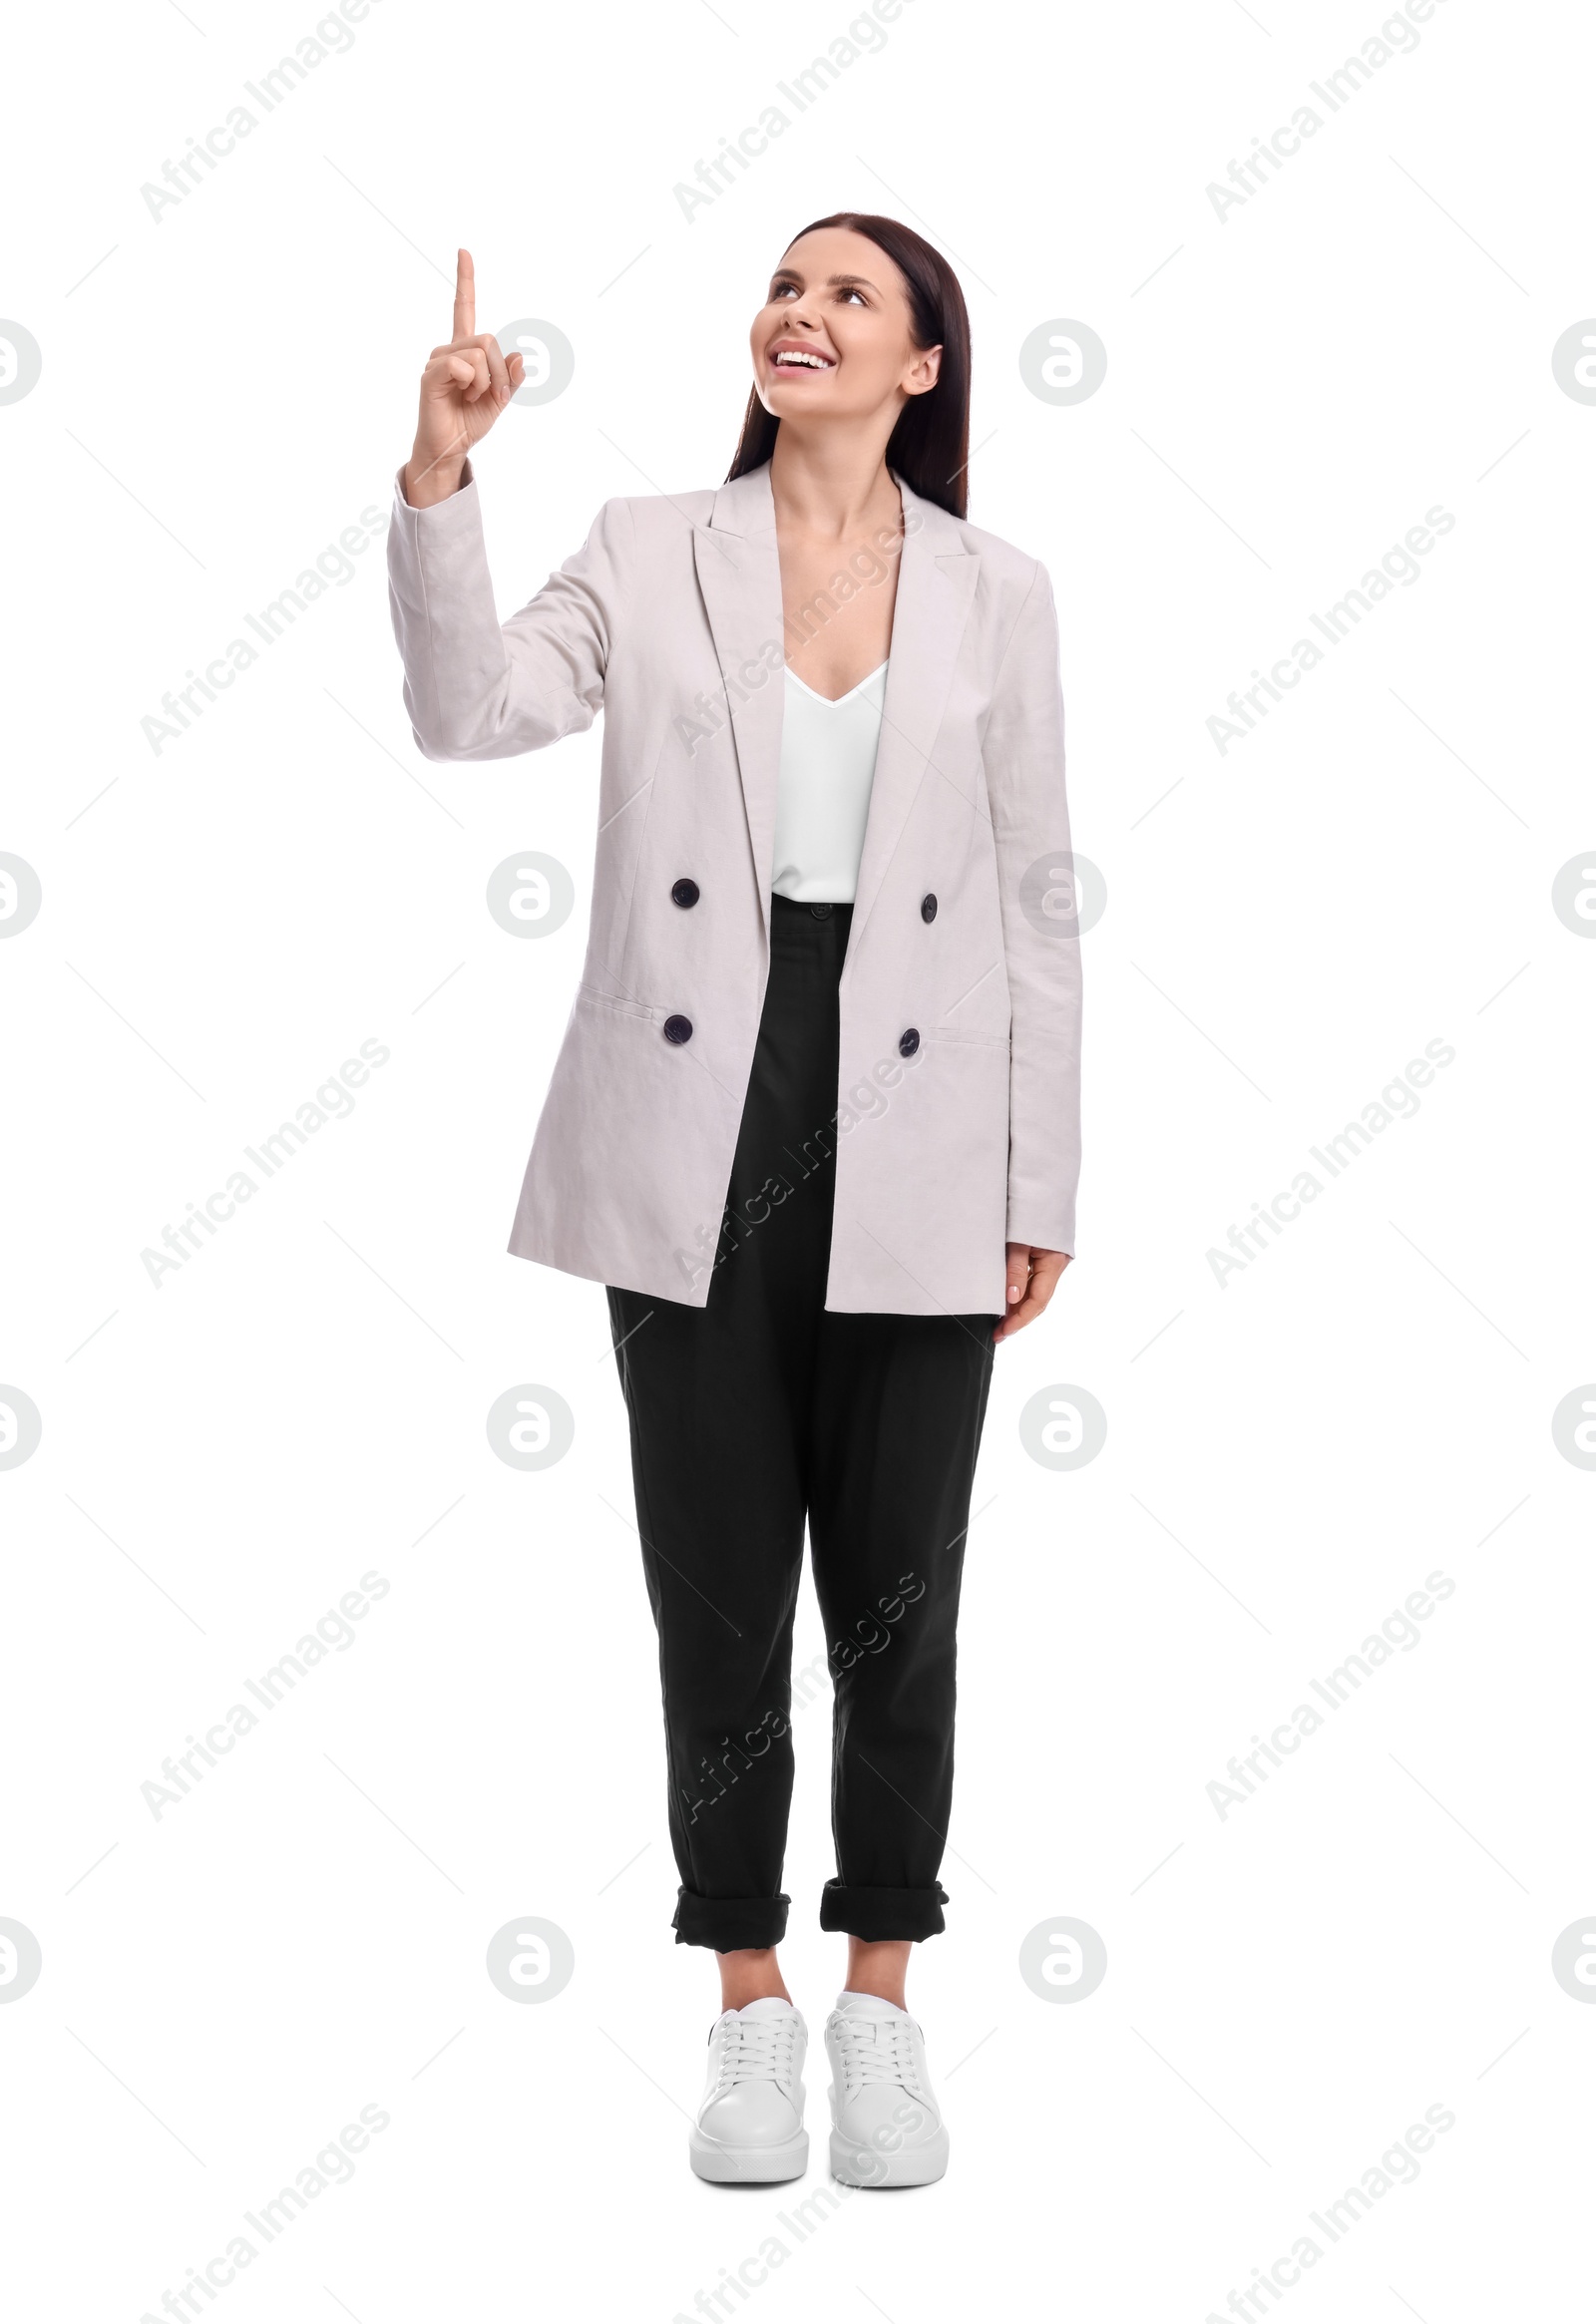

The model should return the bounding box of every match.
[774,350,833,368]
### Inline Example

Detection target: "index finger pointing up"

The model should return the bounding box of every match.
[453,247,476,344]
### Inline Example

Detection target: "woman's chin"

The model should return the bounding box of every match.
[756,384,850,426]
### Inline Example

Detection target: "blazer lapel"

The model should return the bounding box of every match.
[691,460,981,958]
[692,465,785,949]
[848,475,980,962]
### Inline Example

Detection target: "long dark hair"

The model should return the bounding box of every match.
[725,211,973,518]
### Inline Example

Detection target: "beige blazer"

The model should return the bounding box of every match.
[386,457,1081,1315]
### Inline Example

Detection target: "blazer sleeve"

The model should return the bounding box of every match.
[982,559,1083,1258]
[385,463,628,761]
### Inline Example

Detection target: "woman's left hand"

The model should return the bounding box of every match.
[994,1245,1071,1344]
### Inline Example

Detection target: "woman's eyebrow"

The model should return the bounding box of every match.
[768,270,882,292]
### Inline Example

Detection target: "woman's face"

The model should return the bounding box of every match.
[749,226,941,429]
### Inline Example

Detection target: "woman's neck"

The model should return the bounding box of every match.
[768,429,903,543]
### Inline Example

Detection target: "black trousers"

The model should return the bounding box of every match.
[606,895,999,1951]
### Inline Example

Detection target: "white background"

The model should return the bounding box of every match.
[3,0,1593,2316]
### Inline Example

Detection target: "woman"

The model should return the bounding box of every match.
[387,212,1081,2188]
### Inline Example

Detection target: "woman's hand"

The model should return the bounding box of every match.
[402,248,525,509]
[994,1245,1070,1344]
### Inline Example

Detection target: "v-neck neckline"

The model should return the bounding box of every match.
[784,658,890,708]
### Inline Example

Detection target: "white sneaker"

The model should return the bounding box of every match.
[688,1997,809,2182]
[824,1992,949,2185]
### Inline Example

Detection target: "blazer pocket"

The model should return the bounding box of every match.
[576,981,659,1024]
[930,1022,1010,1050]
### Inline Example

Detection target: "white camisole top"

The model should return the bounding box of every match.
[769,659,890,905]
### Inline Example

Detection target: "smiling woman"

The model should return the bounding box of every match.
[385,210,1081,2193]
[730,213,972,704]
[735,211,971,504]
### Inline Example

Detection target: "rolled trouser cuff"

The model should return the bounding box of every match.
[672,1887,791,1951]
[818,1878,949,1941]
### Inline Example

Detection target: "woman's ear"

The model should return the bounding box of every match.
[905,344,943,397]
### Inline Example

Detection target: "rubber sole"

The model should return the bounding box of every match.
[830,2124,950,2186]
[689,2129,810,2183]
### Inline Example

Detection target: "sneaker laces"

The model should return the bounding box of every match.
[830,2012,927,2102]
[710,2013,798,2096]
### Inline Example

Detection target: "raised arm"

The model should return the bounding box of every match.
[387,249,627,762]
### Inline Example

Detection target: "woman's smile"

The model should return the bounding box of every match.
[767,335,838,374]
